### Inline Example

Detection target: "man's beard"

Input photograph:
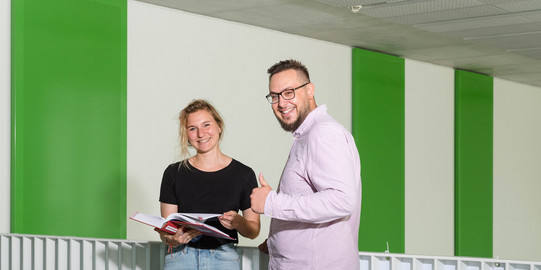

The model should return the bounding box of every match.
[277,114,304,132]
[275,102,311,132]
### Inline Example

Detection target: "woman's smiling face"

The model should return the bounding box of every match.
[186,109,222,154]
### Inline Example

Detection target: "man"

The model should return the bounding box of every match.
[250,59,362,269]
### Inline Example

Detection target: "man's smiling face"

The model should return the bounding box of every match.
[269,69,313,132]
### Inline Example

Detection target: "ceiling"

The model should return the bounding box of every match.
[137,0,541,88]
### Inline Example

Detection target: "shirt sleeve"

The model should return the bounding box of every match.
[159,164,178,204]
[240,167,258,211]
[264,126,359,224]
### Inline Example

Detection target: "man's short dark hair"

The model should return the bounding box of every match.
[267,59,310,82]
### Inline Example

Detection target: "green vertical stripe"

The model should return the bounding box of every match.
[11,0,127,238]
[353,48,405,253]
[455,70,493,257]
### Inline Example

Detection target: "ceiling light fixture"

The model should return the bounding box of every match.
[348,5,362,13]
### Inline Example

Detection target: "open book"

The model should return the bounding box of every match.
[130,212,235,240]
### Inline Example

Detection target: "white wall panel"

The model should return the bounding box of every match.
[0,0,11,234]
[127,0,351,246]
[493,78,541,261]
[404,59,454,256]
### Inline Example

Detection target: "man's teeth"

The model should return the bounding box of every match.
[282,108,294,114]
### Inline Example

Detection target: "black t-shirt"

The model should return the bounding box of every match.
[159,159,257,249]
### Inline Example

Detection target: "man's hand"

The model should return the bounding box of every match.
[250,173,272,214]
[258,239,269,254]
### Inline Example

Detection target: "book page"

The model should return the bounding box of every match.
[169,221,234,240]
[166,213,221,223]
[180,213,222,222]
[130,212,166,228]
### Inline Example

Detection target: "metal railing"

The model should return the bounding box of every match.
[2,234,540,270]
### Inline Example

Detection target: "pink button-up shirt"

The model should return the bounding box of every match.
[264,105,362,270]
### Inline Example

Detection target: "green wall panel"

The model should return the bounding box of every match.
[12,0,127,238]
[455,70,493,257]
[353,48,405,253]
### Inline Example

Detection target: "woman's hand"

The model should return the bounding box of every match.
[218,210,241,230]
[155,226,202,246]
[219,209,261,239]
[218,208,260,239]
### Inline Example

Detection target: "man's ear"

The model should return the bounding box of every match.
[306,83,315,99]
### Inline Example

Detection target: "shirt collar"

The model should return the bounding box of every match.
[293,104,327,137]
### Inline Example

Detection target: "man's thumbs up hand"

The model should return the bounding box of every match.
[250,173,273,214]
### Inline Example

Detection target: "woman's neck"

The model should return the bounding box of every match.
[189,150,232,172]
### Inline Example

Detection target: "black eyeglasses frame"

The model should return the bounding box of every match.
[265,82,310,104]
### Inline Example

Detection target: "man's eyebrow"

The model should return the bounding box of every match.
[270,88,293,94]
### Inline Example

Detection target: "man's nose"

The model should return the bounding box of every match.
[277,95,288,107]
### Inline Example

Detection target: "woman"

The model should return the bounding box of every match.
[156,99,260,270]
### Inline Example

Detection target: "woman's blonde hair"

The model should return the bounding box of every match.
[178,99,225,166]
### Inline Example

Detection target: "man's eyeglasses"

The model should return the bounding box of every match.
[265,82,309,104]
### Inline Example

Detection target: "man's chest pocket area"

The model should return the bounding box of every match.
[280,156,314,195]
